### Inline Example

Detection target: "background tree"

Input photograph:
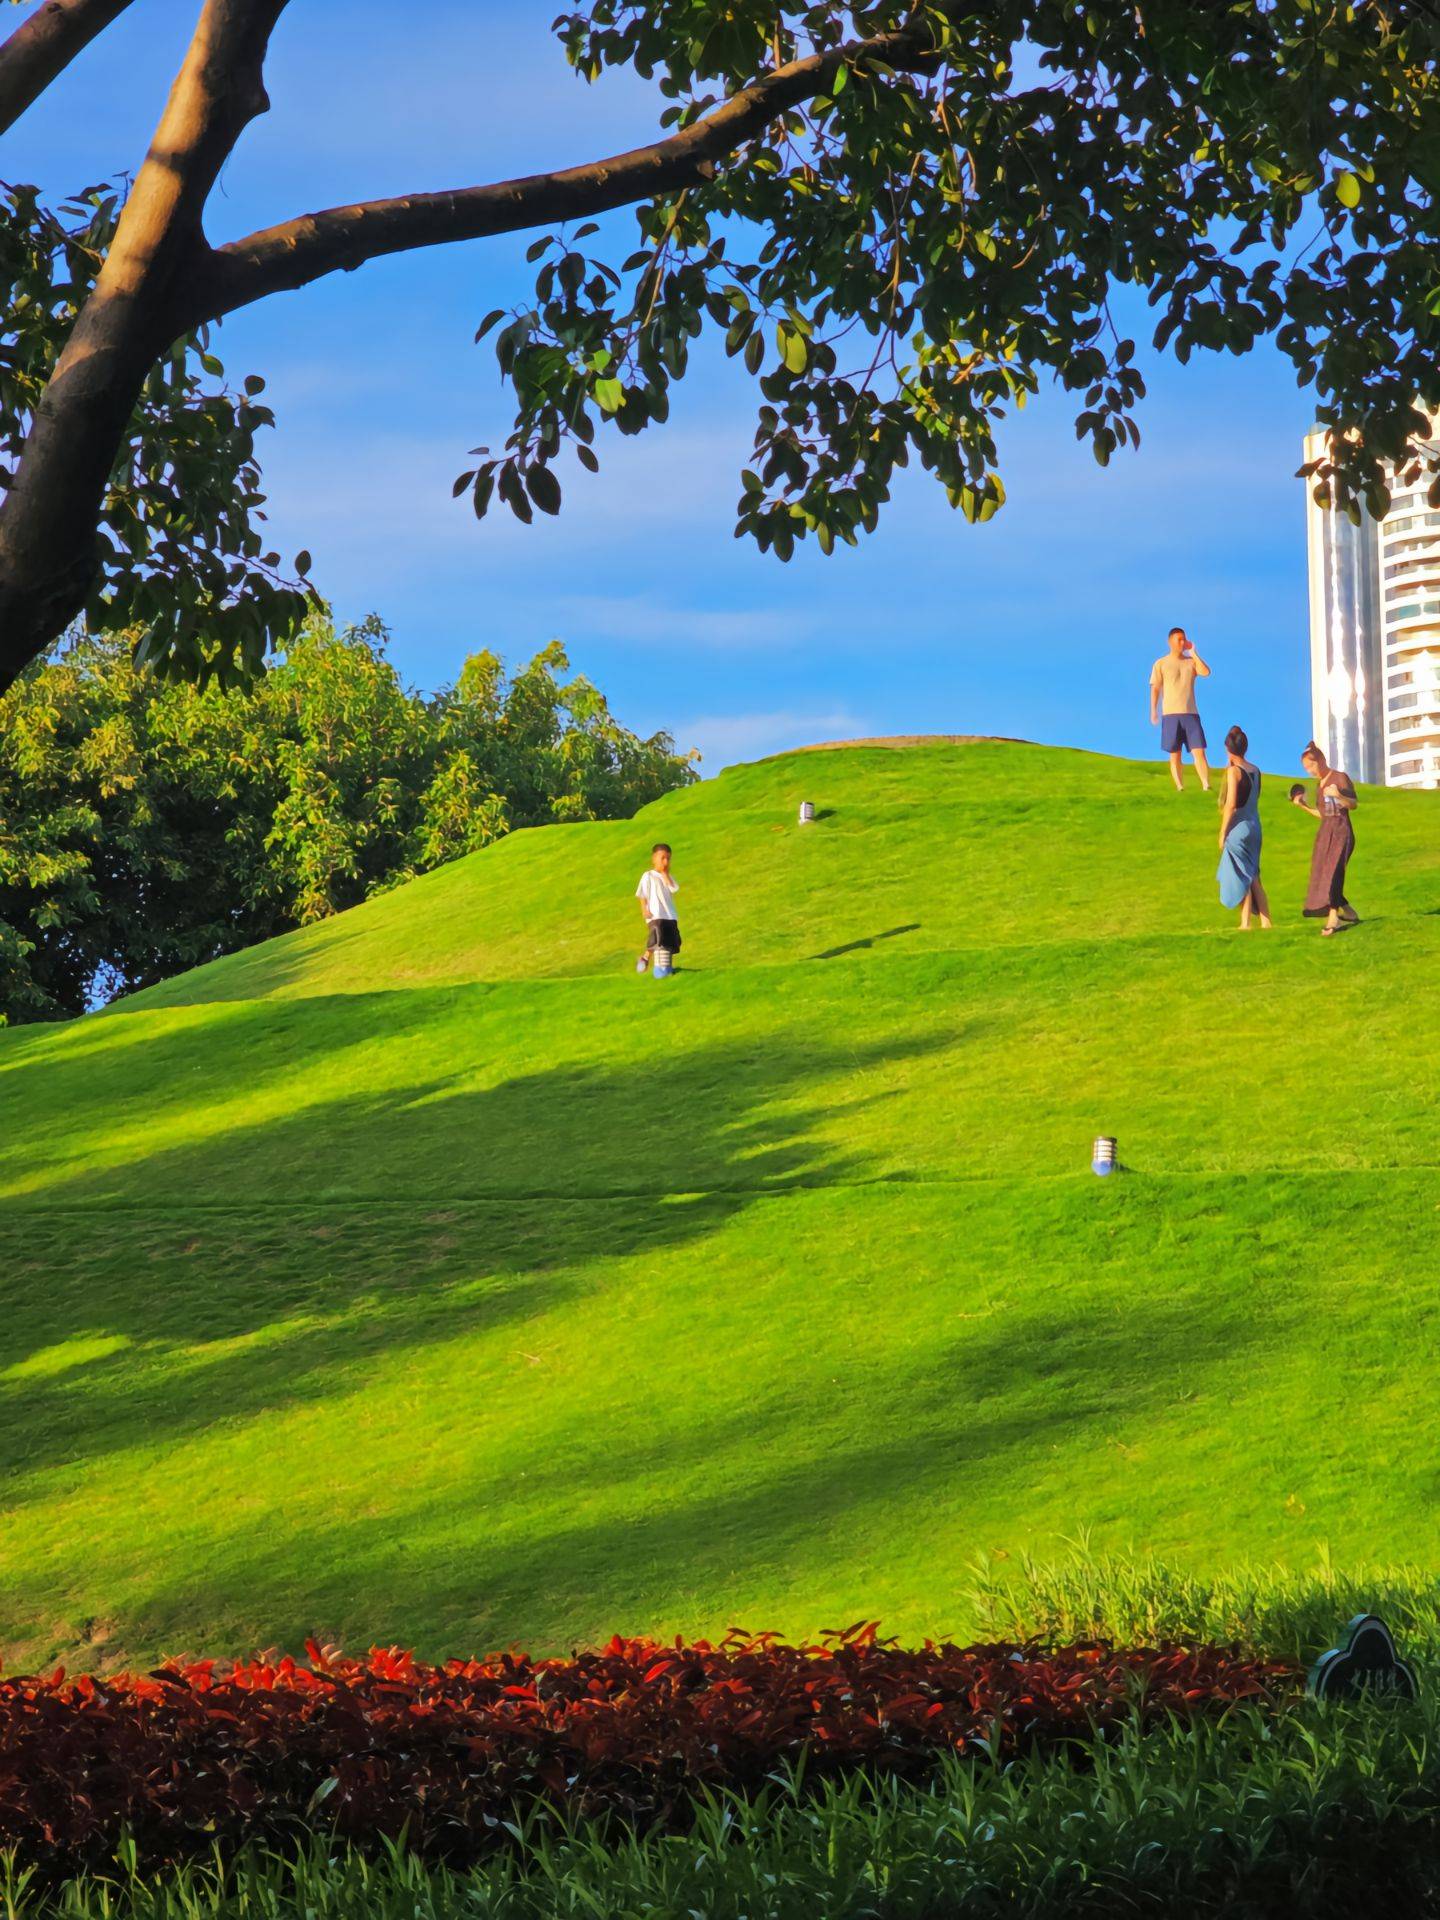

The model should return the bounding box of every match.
[3,1,1440,694]
[0,618,696,1023]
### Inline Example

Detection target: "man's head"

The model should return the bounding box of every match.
[651,842,671,871]
[1167,626,1188,655]
[1301,741,1327,776]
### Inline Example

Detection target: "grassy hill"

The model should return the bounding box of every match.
[3,739,1438,1671]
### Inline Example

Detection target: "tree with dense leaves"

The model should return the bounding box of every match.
[3,1,1440,695]
[0,619,695,1022]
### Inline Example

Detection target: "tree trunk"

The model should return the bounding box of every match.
[0,0,288,693]
[0,297,175,686]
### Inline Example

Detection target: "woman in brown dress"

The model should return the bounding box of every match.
[1291,742,1359,936]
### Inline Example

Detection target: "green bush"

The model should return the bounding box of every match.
[0,620,695,1022]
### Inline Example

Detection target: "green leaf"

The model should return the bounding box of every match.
[526,466,562,515]
[1335,171,1361,209]
[293,550,312,577]
[499,464,533,523]
[594,377,625,415]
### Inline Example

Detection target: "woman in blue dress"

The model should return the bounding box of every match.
[1216,725,1271,929]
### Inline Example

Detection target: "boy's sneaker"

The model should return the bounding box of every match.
[635,955,649,974]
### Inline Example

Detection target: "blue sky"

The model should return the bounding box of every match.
[14,1,1317,772]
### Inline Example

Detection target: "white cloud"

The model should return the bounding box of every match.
[546,594,819,652]
[676,708,868,772]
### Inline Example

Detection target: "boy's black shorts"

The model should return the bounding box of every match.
[646,919,682,953]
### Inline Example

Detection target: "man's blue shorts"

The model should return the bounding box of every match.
[1161,712,1206,754]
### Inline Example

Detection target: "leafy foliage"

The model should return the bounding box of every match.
[0,619,694,1022]
[0,180,312,685]
[464,1,1440,548]
[0,1627,1294,1875]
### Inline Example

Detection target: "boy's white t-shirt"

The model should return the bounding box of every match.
[636,869,679,920]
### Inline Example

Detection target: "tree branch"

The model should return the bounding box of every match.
[0,0,137,137]
[191,20,948,323]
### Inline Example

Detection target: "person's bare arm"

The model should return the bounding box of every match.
[1149,673,1161,724]
[1190,649,1212,677]
[1218,765,1238,846]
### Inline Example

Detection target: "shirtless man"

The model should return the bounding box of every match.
[1149,627,1212,792]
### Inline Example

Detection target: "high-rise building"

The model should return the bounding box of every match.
[1304,425,1440,790]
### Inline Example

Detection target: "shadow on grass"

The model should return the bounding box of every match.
[811,925,921,961]
[1,985,957,1208]
[0,1001,954,1497]
[108,1271,1288,1660]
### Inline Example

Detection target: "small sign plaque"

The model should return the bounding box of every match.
[1308,1614,1418,1702]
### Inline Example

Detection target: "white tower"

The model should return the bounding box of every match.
[1304,425,1440,790]
[1303,428,1383,782]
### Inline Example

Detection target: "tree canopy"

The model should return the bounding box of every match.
[0,619,695,1022]
[3,1,1440,691]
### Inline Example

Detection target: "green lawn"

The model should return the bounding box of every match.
[3,741,1438,1669]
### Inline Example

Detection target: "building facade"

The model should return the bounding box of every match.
[1304,425,1440,790]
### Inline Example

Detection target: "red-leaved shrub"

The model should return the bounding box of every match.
[0,1627,1298,1873]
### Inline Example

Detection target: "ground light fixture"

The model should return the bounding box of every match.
[1092,1135,1118,1177]
[798,800,816,823]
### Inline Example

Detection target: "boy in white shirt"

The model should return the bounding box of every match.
[635,842,681,973]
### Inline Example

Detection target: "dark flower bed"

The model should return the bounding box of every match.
[0,1626,1298,1872]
